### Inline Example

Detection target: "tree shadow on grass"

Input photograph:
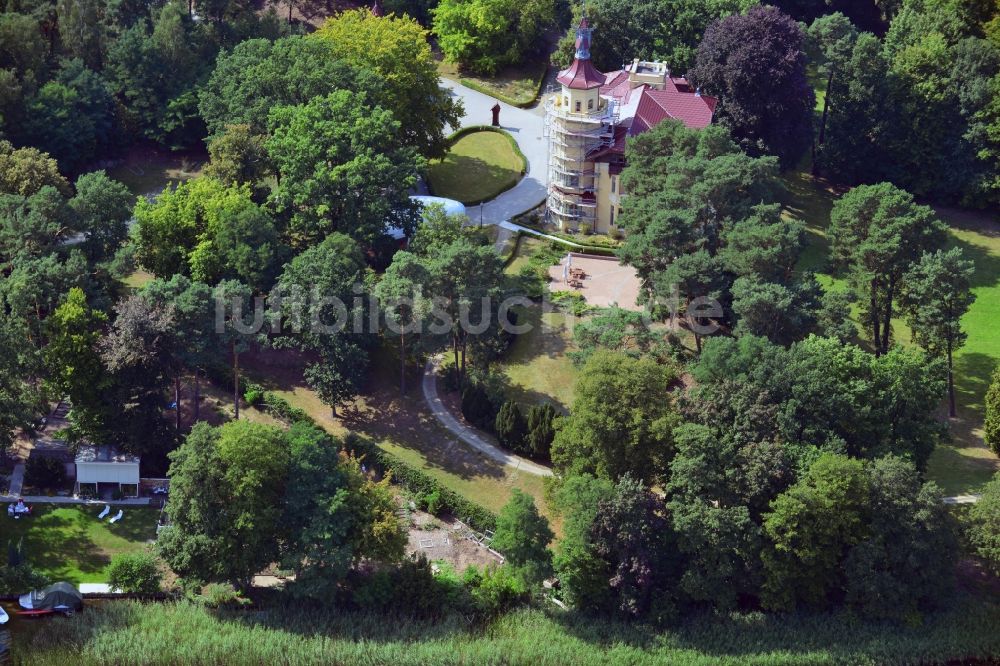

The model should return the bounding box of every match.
[949,233,1000,291]
[10,508,106,583]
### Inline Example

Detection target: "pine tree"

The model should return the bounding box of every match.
[495,400,527,453]
[526,403,556,459]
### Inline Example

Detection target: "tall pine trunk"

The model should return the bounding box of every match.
[870,279,881,356]
[193,369,201,421]
[233,340,240,420]
[453,333,461,389]
[880,276,896,355]
[948,342,957,418]
[174,375,182,431]
[399,332,406,394]
[818,70,833,145]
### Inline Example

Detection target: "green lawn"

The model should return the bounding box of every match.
[427,130,525,205]
[6,505,160,583]
[106,148,205,196]
[781,172,1000,494]
[438,57,547,107]
[502,305,579,412]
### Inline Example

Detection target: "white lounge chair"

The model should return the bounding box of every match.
[98,505,110,520]
[109,509,123,524]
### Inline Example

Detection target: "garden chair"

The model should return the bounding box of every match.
[98,505,110,520]
[109,509,123,524]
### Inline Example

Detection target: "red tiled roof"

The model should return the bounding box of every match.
[557,57,606,90]
[630,87,716,135]
[600,70,629,98]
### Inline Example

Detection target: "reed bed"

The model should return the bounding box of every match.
[9,595,1000,665]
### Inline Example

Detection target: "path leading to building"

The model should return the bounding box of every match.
[421,356,553,477]
[442,80,547,224]
[6,464,24,496]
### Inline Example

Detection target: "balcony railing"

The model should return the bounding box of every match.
[545,98,616,124]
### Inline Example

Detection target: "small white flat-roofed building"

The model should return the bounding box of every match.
[75,445,140,498]
[386,196,468,241]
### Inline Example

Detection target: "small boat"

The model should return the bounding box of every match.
[0,605,8,625]
[17,582,83,618]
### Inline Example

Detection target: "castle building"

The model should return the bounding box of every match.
[544,18,717,234]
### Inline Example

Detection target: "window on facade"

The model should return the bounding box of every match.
[575,100,581,112]
[609,206,615,227]
[587,99,594,110]
[611,176,616,193]
[564,96,568,107]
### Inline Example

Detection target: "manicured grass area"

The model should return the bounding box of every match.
[12,596,1000,665]
[502,305,579,412]
[427,130,525,205]
[5,505,160,584]
[438,57,548,107]
[106,147,205,196]
[122,270,155,291]
[781,172,1000,494]
[504,235,548,274]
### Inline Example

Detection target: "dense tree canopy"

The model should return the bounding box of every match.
[433,0,555,74]
[689,334,946,469]
[133,177,281,289]
[267,91,423,249]
[552,350,679,485]
[554,0,756,73]
[198,36,379,140]
[315,10,462,158]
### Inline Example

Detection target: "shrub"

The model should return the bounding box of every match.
[425,489,443,515]
[985,370,1000,455]
[351,555,448,617]
[550,291,591,316]
[199,582,250,608]
[107,551,162,595]
[968,474,1000,576]
[24,455,66,489]
[0,562,47,595]
[470,565,528,617]
[461,382,499,432]
[243,388,264,407]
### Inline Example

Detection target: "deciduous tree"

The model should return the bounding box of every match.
[267,91,423,249]
[690,6,815,167]
[491,489,553,585]
[316,10,462,158]
[552,350,678,485]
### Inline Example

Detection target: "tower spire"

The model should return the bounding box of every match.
[574,16,593,60]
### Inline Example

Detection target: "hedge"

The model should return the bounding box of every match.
[457,63,548,108]
[429,125,529,206]
[253,388,499,533]
[345,433,498,533]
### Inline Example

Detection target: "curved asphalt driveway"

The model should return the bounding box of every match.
[422,356,553,477]
[441,80,548,224]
